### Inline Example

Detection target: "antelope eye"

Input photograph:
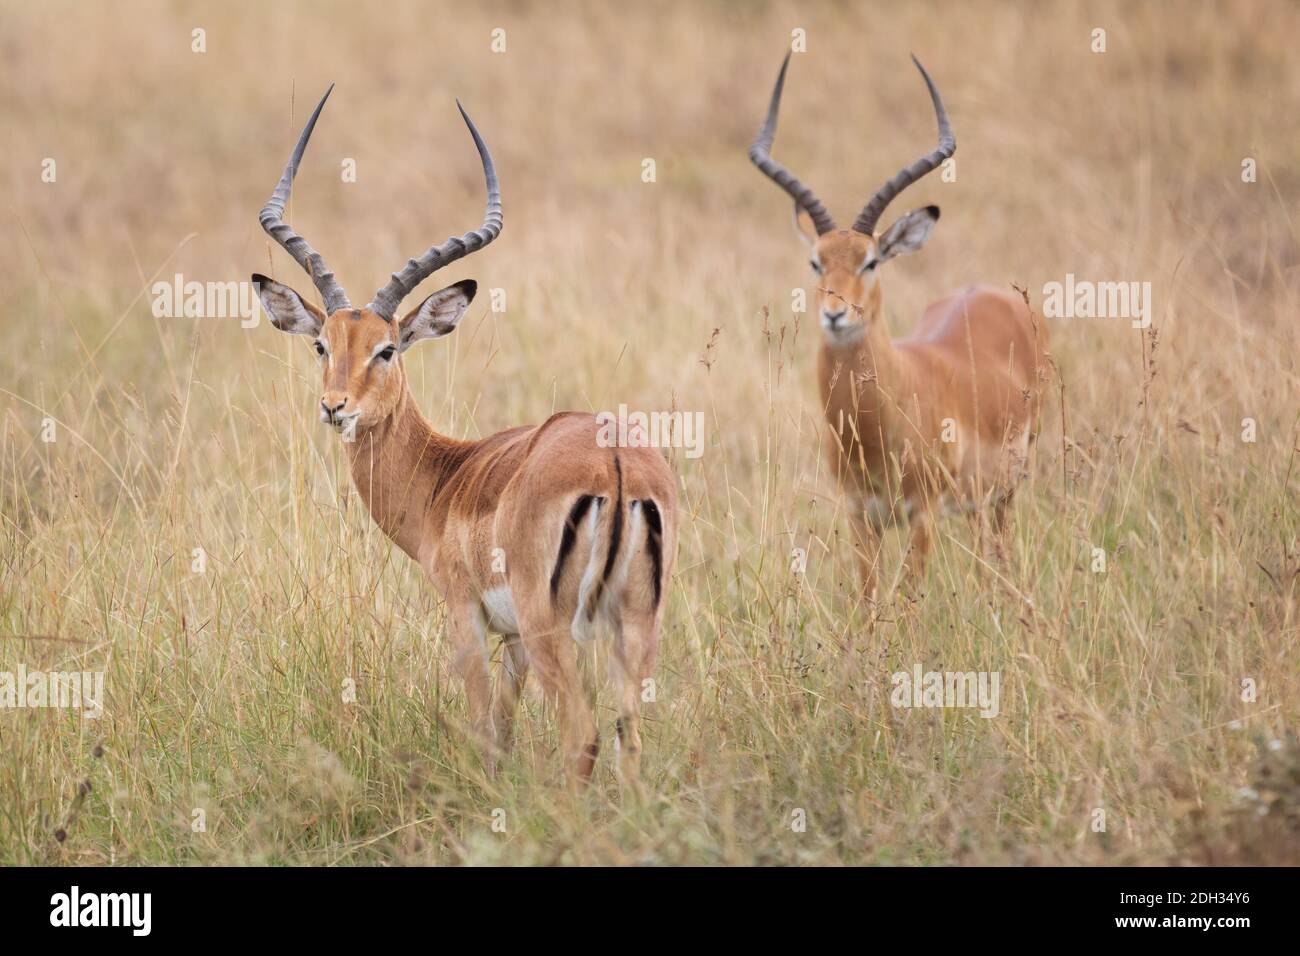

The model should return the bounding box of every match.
[860,259,877,274]
[809,260,822,274]
[376,345,396,362]
[314,341,326,357]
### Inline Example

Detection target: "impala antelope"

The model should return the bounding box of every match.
[749,52,1050,600]
[253,86,676,787]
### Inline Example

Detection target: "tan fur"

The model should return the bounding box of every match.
[809,229,1050,599]
[292,298,677,787]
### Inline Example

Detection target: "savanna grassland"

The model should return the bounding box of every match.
[1,0,1297,865]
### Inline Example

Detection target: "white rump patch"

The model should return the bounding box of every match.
[571,499,604,644]
[618,500,644,587]
[571,499,644,644]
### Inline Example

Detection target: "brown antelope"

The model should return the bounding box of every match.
[252,86,676,787]
[749,53,1049,600]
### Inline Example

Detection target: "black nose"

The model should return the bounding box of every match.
[823,308,847,325]
[321,399,345,416]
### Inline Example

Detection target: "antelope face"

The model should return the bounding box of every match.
[748,52,953,343]
[256,275,477,435]
[314,308,396,432]
[810,229,880,338]
[251,84,500,438]
[808,208,941,341]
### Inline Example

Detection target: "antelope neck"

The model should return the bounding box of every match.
[343,373,472,562]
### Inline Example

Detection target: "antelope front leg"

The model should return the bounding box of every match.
[445,601,496,758]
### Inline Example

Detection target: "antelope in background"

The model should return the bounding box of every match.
[749,53,1049,601]
[253,87,676,788]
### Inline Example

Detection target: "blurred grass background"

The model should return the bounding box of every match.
[0,0,1297,864]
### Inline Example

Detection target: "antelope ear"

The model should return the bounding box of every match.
[253,274,325,335]
[792,204,818,248]
[398,280,477,351]
[877,206,940,262]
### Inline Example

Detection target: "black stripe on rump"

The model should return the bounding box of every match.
[550,494,598,599]
[589,456,624,621]
[641,499,664,608]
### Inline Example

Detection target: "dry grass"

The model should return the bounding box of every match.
[1,0,1297,865]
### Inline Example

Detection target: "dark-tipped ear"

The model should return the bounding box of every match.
[253,274,325,336]
[398,279,477,352]
[877,206,940,262]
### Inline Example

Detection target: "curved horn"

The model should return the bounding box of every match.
[749,52,837,236]
[368,101,502,321]
[852,55,955,236]
[259,84,351,314]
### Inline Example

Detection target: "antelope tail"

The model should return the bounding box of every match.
[570,456,624,642]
